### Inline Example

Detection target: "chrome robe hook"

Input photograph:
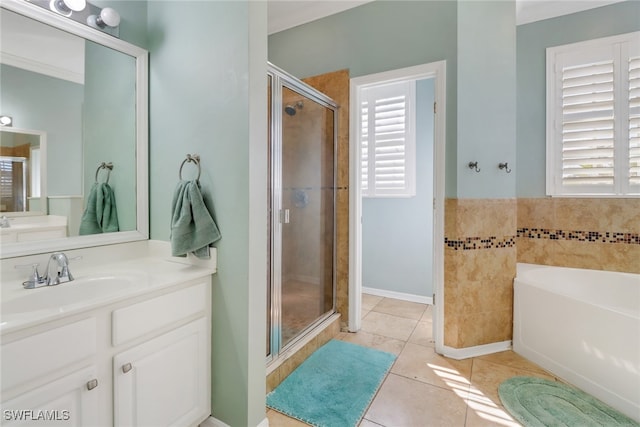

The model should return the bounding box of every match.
[498,162,512,173]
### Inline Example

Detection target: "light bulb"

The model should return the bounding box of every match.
[63,0,86,11]
[50,0,86,16]
[98,8,120,27]
[0,115,13,127]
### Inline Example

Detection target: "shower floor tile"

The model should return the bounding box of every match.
[266,294,551,427]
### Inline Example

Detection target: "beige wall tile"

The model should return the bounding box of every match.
[458,309,512,348]
[456,199,517,238]
[517,197,555,229]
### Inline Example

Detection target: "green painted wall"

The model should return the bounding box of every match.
[147,1,267,425]
[457,0,516,198]
[268,0,459,197]
[83,40,137,233]
[516,1,640,197]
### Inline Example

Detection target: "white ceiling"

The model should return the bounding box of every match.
[267,0,627,34]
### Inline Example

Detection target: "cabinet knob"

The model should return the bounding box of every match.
[86,379,98,391]
[122,363,133,373]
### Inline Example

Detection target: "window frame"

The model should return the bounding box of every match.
[546,31,640,197]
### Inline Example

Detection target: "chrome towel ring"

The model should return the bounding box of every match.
[179,154,201,181]
[95,162,114,184]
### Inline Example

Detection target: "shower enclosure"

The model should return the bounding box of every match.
[267,63,338,363]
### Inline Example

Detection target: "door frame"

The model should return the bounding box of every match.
[348,61,446,354]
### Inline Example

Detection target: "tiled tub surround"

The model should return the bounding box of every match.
[444,199,517,349]
[517,198,640,274]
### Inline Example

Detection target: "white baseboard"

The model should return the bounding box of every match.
[362,286,433,305]
[440,340,512,360]
[256,417,269,427]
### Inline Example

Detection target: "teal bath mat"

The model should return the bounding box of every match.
[267,339,396,427]
[499,376,640,427]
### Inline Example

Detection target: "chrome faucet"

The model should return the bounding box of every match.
[18,252,77,289]
[0,215,10,228]
[45,252,74,286]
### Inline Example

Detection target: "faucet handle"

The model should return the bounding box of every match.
[15,263,47,289]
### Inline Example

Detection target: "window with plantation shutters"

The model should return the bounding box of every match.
[360,81,416,197]
[547,32,640,196]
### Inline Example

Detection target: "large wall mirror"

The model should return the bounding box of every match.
[0,0,148,258]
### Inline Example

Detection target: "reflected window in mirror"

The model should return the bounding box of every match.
[0,129,45,214]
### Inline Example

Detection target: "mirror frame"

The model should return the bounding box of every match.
[0,0,149,259]
[0,126,48,216]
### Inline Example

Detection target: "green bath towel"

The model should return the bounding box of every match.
[170,180,221,259]
[79,183,119,235]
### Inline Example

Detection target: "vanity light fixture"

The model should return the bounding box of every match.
[50,0,86,16]
[87,7,120,29]
[0,115,13,127]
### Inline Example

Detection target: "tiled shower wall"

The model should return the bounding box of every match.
[304,70,350,328]
[518,198,640,274]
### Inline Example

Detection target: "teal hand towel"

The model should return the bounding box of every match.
[79,183,119,235]
[170,180,221,259]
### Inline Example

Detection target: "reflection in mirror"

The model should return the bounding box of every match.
[0,1,148,258]
[0,128,46,214]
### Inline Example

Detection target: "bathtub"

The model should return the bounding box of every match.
[513,263,640,421]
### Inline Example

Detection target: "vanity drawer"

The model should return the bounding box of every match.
[1,318,96,393]
[112,282,207,346]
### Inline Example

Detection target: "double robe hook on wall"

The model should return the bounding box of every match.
[468,161,512,174]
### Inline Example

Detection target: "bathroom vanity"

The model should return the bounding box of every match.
[0,241,216,426]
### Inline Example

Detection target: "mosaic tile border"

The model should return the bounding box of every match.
[444,236,516,251]
[517,228,640,245]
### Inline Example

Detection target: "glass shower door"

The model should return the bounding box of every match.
[279,85,335,348]
[267,65,337,361]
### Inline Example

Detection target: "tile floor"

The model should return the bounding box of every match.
[267,294,559,427]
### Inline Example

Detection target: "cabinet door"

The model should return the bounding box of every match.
[113,318,210,427]
[1,367,100,427]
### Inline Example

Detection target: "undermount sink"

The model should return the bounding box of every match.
[1,272,148,315]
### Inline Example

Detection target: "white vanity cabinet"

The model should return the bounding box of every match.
[114,318,209,427]
[2,367,100,426]
[1,318,100,426]
[0,277,212,427]
[112,282,211,427]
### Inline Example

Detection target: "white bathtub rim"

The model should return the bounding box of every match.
[515,263,640,319]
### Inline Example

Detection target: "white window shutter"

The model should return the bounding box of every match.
[547,31,640,196]
[561,60,615,187]
[629,56,640,189]
[360,81,416,197]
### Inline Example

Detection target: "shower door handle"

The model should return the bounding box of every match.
[280,209,290,224]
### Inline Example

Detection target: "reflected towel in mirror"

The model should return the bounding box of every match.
[79,182,119,235]
[170,180,221,259]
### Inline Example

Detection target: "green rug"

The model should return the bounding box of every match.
[499,376,640,427]
[267,339,396,427]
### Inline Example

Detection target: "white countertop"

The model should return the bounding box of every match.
[0,241,216,335]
